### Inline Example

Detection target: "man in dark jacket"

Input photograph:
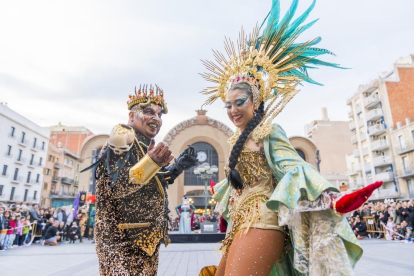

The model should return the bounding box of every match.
[42,220,60,246]
[29,204,41,223]
[353,216,368,239]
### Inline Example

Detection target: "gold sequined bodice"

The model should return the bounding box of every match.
[236,147,272,188]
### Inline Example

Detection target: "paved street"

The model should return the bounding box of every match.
[0,239,413,276]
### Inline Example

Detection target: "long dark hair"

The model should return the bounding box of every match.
[227,82,265,189]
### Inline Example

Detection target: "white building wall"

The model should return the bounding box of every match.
[0,103,50,204]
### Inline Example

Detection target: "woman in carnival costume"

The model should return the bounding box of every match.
[199,0,383,275]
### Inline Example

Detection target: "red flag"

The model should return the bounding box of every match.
[210,179,216,194]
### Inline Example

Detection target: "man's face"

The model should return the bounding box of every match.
[49,218,54,223]
[129,103,163,139]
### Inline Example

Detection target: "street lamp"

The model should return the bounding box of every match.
[194,162,218,216]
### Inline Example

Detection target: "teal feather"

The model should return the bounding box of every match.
[259,0,343,86]
[279,0,299,28]
[286,0,316,36]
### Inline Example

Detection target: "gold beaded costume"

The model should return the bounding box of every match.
[221,146,284,253]
[83,86,197,275]
[199,0,364,275]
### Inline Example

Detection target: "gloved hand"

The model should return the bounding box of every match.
[332,181,383,214]
[174,146,198,170]
[162,146,198,184]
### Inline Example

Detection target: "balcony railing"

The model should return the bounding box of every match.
[27,196,38,202]
[0,173,9,178]
[52,177,61,183]
[366,177,373,184]
[364,162,372,172]
[376,172,394,182]
[348,111,354,118]
[351,135,358,144]
[355,105,362,114]
[54,162,62,169]
[364,93,381,108]
[357,120,365,128]
[400,167,414,179]
[366,108,383,122]
[18,138,29,147]
[349,121,356,131]
[61,177,75,185]
[371,139,388,151]
[348,163,361,176]
[362,147,369,156]
[30,145,41,152]
[15,157,27,165]
[25,179,34,185]
[4,152,13,158]
[360,133,367,141]
[368,124,386,136]
[369,188,399,200]
[359,79,379,94]
[395,142,414,155]
[353,149,360,158]
[28,160,35,168]
[11,176,24,184]
[373,156,392,167]
[10,195,21,201]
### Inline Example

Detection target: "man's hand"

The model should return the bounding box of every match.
[148,139,174,167]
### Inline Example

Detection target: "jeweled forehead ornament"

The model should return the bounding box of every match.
[127,84,168,114]
[200,0,343,126]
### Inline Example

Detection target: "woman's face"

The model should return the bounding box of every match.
[225,89,255,131]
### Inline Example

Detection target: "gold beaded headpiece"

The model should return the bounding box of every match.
[127,84,168,114]
[200,0,341,137]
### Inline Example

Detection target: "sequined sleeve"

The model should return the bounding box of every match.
[96,142,148,199]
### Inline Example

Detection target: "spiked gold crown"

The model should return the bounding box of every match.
[127,84,168,114]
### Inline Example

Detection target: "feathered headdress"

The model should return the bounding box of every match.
[201,0,342,132]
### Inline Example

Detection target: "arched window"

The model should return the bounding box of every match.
[295,149,306,161]
[184,142,219,186]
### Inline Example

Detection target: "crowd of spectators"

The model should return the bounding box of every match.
[348,199,414,242]
[0,202,95,251]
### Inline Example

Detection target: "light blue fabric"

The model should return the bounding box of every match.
[213,123,363,275]
[179,205,192,233]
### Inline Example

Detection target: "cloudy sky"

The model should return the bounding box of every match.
[1,0,413,142]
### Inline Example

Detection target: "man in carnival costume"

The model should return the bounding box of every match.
[199,0,383,275]
[83,85,198,275]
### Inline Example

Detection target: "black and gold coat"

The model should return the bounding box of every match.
[87,124,186,275]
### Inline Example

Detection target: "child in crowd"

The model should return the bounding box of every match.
[2,212,11,250]
[386,217,395,240]
[24,214,32,245]
[7,214,17,249]
[405,227,413,242]
[68,222,79,243]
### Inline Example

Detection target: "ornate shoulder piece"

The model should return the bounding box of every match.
[108,124,136,155]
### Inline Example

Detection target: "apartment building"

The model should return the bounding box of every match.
[391,119,414,199]
[0,103,49,204]
[304,108,356,190]
[346,54,414,200]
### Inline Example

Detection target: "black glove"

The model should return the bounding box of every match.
[161,146,198,184]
